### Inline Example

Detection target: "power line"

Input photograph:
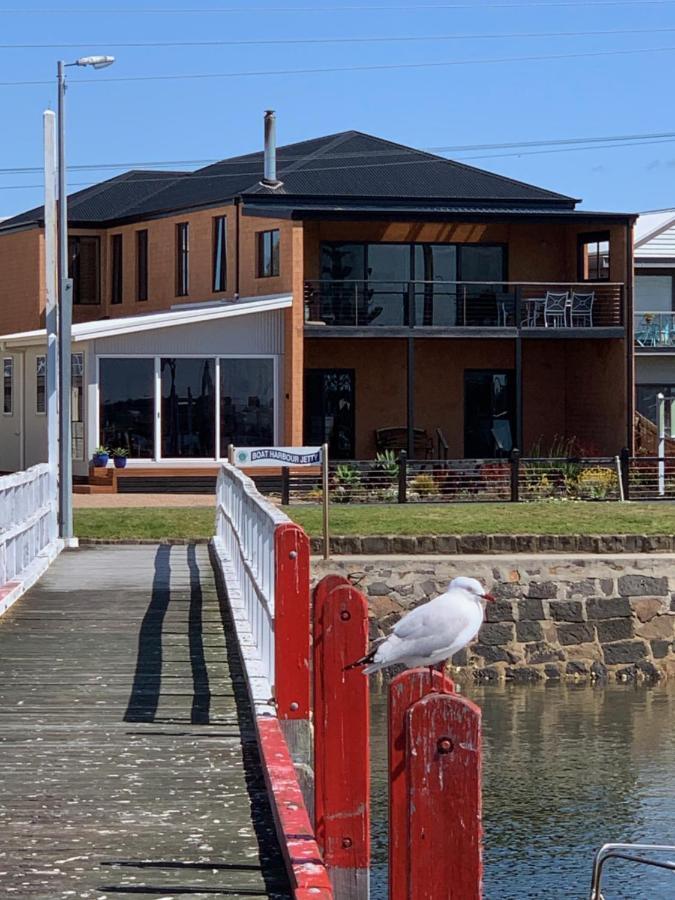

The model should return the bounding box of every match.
[1,134,674,193]
[3,26,675,48]
[2,130,675,176]
[0,131,675,177]
[2,1,675,11]
[3,44,675,87]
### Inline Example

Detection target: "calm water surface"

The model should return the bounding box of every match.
[370,682,675,900]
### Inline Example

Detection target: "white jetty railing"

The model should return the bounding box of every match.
[0,464,60,615]
[213,463,288,712]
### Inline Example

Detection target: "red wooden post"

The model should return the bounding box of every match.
[389,668,455,900]
[406,693,482,900]
[275,523,311,720]
[313,580,370,898]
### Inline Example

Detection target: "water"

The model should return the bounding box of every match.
[370,682,675,900]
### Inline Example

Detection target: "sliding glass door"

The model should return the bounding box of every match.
[99,355,276,461]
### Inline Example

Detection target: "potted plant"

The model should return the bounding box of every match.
[112,447,129,469]
[92,446,110,467]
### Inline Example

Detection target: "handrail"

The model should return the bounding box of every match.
[436,427,449,461]
[590,843,675,899]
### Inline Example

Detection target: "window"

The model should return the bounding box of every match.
[635,274,674,313]
[213,216,227,292]
[175,223,189,296]
[99,358,155,458]
[36,355,46,414]
[3,358,12,415]
[161,358,216,457]
[636,384,675,424]
[111,234,123,304]
[136,229,148,301]
[257,229,280,277]
[220,358,274,452]
[578,232,610,282]
[68,235,100,305]
[72,353,84,460]
[464,370,515,458]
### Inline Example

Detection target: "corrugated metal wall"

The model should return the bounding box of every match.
[91,308,285,356]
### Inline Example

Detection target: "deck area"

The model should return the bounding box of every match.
[0,544,290,899]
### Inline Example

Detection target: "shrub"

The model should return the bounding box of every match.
[331,463,362,503]
[409,473,437,497]
[574,466,618,499]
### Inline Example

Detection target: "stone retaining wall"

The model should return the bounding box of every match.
[311,555,675,683]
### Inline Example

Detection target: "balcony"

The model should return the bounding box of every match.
[304,280,625,336]
[634,311,675,350]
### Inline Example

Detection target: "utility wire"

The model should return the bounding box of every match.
[2,1,675,11]
[3,26,675,48]
[3,44,675,86]
[2,131,675,176]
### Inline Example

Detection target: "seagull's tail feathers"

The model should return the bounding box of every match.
[343,646,378,673]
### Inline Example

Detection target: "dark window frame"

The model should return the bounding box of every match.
[213,216,227,292]
[136,229,148,302]
[68,235,101,305]
[257,229,280,278]
[578,231,611,283]
[175,222,189,296]
[111,234,123,305]
[3,357,13,415]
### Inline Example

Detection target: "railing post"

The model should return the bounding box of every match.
[620,446,631,501]
[274,522,311,763]
[281,466,290,506]
[405,693,482,900]
[313,578,370,899]
[389,668,455,900]
[510,448,520,502]
[397,450,408,503]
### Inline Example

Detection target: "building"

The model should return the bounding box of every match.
[633,209,675,425]
[0,113,636,483]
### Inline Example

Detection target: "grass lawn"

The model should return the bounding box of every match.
[74,507,214,541]
[285,502,675,536]
[74,501,675,541]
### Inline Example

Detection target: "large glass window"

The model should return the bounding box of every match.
[578,232,610,282]
[68,235,100,305]
[635,274,674,312]
[99,358,155,458]
[304,368,355,459]
[161,358,216,458]
[213,216,227,292]
[257,229,280,277]
[220,358,274,451]
[3,358,12,415]
[464,370,515,458]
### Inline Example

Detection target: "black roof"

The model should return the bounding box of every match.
[1,129,585,231]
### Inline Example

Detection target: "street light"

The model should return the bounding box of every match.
[56,55,114,544]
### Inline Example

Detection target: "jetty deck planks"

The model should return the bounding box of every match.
[0,543,290,899]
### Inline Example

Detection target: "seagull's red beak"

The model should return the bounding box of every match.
[482,592,496,603]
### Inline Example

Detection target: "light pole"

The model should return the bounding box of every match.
[56,55,114,544]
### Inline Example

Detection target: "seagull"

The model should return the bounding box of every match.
[346,577,495,677]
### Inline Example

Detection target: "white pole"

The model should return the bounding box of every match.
[322,443,330,560]
[670,398,675,440]
[44,110,59,544]
[657,392,665,496]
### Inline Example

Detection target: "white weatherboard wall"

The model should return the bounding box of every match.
[636,221,675,259]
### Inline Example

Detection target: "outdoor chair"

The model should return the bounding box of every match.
[375,426,433,458]
[543,291,569,327]
[569,290,595,327]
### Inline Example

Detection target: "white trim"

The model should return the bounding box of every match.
[1,293,292,347]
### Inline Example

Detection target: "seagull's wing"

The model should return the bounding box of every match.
[392,591,457,641]
[388,590,478,658]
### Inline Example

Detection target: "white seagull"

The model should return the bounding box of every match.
[347,577,495,676]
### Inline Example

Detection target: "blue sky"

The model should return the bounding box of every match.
[1,0,675,217]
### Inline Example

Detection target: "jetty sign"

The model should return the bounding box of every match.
[232,446,323,468]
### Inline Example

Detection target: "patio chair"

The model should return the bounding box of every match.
[543,291,569,327]
[570,290,594,327]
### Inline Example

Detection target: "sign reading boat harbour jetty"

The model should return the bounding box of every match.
[232,446,323,468]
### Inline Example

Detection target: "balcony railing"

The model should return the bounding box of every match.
[634,311,675,349]
[304,280,625,330]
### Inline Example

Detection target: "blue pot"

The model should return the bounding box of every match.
[113,457,128,469]
[92,453,109,468]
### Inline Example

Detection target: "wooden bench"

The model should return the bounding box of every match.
[375,427,433,458]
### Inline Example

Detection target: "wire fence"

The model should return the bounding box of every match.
[275,452,675,505]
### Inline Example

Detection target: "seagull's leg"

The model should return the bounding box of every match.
[428,664,435,689]
[435,660,450,692]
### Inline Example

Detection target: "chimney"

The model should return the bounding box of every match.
[262,110,282,188]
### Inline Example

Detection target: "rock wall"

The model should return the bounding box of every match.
[310,555,675,683]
